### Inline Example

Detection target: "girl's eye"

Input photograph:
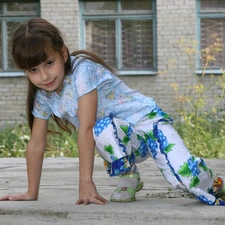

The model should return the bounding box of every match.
[46,60,54,66]
[29,68,37,73]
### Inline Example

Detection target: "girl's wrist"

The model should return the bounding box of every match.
[25,191,38,200]
[79,177,93,183]
[27,188,39,199]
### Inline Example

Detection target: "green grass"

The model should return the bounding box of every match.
[0,121,78,158]
[1,115,225,159]
[173,113,225,159]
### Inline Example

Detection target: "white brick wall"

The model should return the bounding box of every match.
[0,77,27,124]
[40,0,79,52]
[1,0,224,124]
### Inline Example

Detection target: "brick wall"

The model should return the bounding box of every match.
[40,0,79,51]
[1,0,223,125]
[0,77,27,125]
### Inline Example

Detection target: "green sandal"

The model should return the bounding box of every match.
[110,173,143,202]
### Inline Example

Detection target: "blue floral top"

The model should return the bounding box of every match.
[32,56,156,127]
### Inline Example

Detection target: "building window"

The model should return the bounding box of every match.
[197,0,225,72]
[79,0,156,75]
[0,1,40,76]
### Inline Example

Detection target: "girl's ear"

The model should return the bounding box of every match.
[61,45,68,63]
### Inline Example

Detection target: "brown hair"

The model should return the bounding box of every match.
[11,18,115,134]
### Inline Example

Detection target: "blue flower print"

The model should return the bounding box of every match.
[195,195,214,205]
[187,157,200,177]
[146,135,158,159]
[153,124,168,150]
[178,157,201,178]
[94,117,111,136]
[109,154,135,176]
[153,123,175,154]
[149,105,173,124]
[178,157,201,188]
[127,125,133,138]
[136,135,148,158]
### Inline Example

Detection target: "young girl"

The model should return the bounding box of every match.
[0,18,224,206]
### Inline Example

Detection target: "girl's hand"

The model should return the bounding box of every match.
[0,192,37,201]
[76,181,108,205]
[76,90,107,205]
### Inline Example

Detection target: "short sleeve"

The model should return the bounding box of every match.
[74,60,113,98]
[32,90,52,120]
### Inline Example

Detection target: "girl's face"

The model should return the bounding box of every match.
[25,46,68,94]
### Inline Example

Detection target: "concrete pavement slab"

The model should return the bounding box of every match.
[0,157,225,225]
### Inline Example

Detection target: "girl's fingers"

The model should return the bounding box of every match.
[0,193,35,201]
[76,196,108,205]
[75,199,83,205]
[91,198,105,205]
[0,195,18,201]
[98,196,109,204]
[0,195,10,201]
[76,198,91,205]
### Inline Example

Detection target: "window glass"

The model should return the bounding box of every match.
[5,2,39,15]
[201,18,225,68]
[0,1,39,73]
[200,0,225,12]
[81,0,155,72]
[121,0,152,13]
[84,1,116,14]
[7,21,25,70]
[122,20,153,69]
[85,20,116,67]
[198,0,225,69]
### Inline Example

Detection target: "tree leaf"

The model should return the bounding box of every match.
[190,176,200,188]
[147,112,157,119]
[122,136,130,145]
[104,144,114,155]
[178,162,192,177]
[164,143,175,154]
[120,125,129,135]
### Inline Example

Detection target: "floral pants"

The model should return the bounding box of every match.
[93,106,225,206]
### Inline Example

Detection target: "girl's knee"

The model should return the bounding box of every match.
[93,116,133,157]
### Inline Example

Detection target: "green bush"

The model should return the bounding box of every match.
[164,34,225,158]
[0,123,29,157]
[174,114,225,159]
[0,121,78,158]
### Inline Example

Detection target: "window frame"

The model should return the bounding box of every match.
[0,0,40,77]
[79,0,157,75]
[196,0,225,75]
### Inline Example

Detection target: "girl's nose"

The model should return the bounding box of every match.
[40,70,50,80]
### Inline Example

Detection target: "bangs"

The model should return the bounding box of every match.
[13,35,52,70]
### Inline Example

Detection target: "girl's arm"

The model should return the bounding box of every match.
[0,118,48,201]
[76,89,108,205]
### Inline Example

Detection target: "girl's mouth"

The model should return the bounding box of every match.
[44,79,55,87]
